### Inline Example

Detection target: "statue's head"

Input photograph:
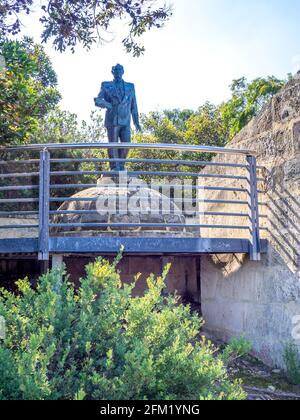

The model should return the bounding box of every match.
[112,64,124,81]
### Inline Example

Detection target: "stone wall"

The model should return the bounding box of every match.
[201,73,300,369]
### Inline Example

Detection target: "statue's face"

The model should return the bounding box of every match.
[112,65,124,81]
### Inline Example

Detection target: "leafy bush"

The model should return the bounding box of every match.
[0,257,246,400]
[221,337,252,367]
[284,342,300,385]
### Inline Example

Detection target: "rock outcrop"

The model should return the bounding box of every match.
[53,176,193,237]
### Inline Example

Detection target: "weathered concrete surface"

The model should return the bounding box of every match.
[202,252,300,368]
[201,73,300,369]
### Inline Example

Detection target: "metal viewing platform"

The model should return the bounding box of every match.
[0,142,268,263]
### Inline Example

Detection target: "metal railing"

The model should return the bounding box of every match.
[0,142,265,261]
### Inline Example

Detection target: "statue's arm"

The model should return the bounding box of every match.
[94,83,112,110]
[131,85,142,132]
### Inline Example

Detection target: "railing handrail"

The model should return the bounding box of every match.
[2,142,256,156]
[0,142,263,262]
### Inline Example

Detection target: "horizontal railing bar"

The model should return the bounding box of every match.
[0,166,264,182]
[0,160,39,165]
[0,158,264,176]
[0,171,263,186]
[49,209,268,218]
[0,225,39,229]
[0,172,39,179]
[49,196,248,204]
[50,222,250,230]
[200,212,249,217]
[49,183,249,193]
[49,170,248,181]
[202,199,265,206]
[0,185,39,192]
[0,223,267,231]
[201,212,268,218]
[49,196,266,206]
[4,142,256,156]
[0,211,39,216]
[49,209,251,218]
[49,157,249,169]
[205,186,246,193]
[0,198,39,203]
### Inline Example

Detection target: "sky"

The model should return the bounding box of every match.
[18,0,300,121]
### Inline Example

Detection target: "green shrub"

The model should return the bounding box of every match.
[284,342,300,385]
[0,257,246,400]
[221,337,252,367]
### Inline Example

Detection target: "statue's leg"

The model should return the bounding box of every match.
[119,126,131,171]
[107,126,120,171]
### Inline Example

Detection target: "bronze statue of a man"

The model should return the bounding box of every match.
[94,64,141,171]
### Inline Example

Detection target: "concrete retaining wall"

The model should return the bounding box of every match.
[201,251,300,368]
[201,73,300,369]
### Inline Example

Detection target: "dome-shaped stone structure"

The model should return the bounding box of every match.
[52,177,193,237]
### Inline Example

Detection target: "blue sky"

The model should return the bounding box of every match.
[20,0,300,121]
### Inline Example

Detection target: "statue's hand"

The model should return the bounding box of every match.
[94,98,113,110]
[135,123,142,133]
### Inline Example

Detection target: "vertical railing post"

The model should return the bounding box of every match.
[38,148,50,262]
[247,155,261,261]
